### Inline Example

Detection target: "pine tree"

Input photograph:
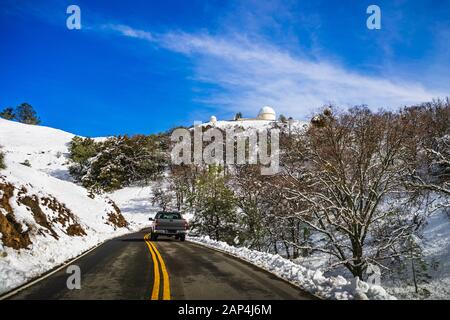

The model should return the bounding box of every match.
[406,235,432,298]
[0,107,15,120]
[190,165,238,244]
[68,136,100,181]
[15,103,40,125]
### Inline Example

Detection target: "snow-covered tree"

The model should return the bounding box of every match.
[151,181,173,211]
[68,135,167,192]
[281,107,422,278]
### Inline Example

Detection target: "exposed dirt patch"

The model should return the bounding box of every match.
[0,181,32,249]
[0,181,14,215]
[66,223,86,236]
[17,194,59,239]
[16,190,87,238]
[41,197,86,236]
[106,199,128,229]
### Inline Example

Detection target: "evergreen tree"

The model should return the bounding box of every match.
[68,135,167,192]
[15,103,40,125]
[235,112,243,120]
[406,235,432,298]
[68,136,100,181]
[190,165,238,244]
[278,114,288,123]
[0,148,5,170]
[0,107,15,120]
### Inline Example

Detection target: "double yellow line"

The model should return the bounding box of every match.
[144,233,171,300]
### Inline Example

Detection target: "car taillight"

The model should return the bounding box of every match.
[184,220,189,230]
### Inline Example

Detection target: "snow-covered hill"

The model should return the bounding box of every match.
[0,118,75,180]
[0,119,150,295]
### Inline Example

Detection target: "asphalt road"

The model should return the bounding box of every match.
[7,229,315,300]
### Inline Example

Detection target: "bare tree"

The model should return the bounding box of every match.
[151,181,173,211]
[401,100,450,205]
[281,107,422,278]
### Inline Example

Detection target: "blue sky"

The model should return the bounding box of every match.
[0,0,449,136]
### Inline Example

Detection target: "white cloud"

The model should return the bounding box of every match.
[106,24,154,42]
[106,24,446,119]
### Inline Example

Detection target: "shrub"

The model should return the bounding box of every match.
[20,159,31,167]
[68,135,167,192]
[0,149,5,170]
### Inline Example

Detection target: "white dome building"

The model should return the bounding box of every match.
[257,106,276,121]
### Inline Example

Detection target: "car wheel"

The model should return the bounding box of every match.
[179,235,185,242]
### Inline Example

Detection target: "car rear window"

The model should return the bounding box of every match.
[156,212,182,219]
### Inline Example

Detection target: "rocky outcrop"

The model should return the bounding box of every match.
[0,181,32,249]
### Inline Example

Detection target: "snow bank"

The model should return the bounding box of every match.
[188,236,396,300]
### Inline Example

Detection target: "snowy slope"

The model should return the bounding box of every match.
[420,211,450,299]
[386,210,450,299]
[108,186,158,225]
[0,118,75,181]
[0,119,150,295]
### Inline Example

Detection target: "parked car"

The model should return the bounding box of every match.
[149,211,188,241]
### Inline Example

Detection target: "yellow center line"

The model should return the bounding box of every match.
[149,242,171,300]
[144,234,160,300]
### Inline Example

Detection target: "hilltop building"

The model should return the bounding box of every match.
[210,106,277,123]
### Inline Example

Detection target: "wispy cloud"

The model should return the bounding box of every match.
[105,24,446,119]
[106,24,154,42]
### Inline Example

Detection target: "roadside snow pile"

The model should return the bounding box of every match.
[188,236,396,300]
